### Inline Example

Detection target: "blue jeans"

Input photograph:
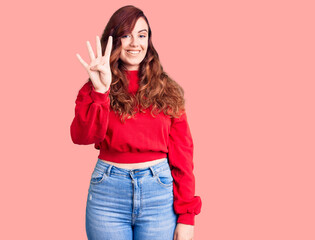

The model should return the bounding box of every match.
[85,157,178,240]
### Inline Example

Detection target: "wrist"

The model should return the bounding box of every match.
[94,86,110,94]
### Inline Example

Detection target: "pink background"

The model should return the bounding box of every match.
[1,0,314,239]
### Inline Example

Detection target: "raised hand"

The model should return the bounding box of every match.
[76,35,113,93]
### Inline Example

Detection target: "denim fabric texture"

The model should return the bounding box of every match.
[85,157,178,240]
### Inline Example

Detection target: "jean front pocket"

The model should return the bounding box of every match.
[155,168,173,188]
[90,166,107,185]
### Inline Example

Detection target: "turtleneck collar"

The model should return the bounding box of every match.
[124,69,140,94]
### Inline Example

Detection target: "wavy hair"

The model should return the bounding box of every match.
[89,5,186,123]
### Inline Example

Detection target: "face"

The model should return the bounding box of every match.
[119,17,149,71]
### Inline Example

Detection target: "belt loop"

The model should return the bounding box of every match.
[149,166,156,177]
[106,165,113,177]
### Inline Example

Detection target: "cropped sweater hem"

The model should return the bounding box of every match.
[98,151,167,163]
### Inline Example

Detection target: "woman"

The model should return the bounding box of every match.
[70,5,202,240]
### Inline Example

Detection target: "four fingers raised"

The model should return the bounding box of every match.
[76,35,113,69]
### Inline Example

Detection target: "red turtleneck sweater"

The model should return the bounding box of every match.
[70,70,202,225]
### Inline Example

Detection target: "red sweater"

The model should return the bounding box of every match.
[70,70,202,225]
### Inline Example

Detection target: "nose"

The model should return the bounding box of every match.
[129,36,139,47]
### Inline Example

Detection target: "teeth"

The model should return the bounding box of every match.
[127,50,140,54]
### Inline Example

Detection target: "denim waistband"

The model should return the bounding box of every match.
[95,157,170,178]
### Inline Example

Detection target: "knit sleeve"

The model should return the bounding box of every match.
[70,81,111,145]
[168,111,202,225]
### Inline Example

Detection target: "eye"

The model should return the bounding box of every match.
[121,34,146,39]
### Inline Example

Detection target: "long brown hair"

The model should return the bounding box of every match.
[91,5,186,123]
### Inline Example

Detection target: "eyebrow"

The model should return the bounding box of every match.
[125,29,148,35]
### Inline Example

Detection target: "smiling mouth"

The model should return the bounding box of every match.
[126,50,141,56]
